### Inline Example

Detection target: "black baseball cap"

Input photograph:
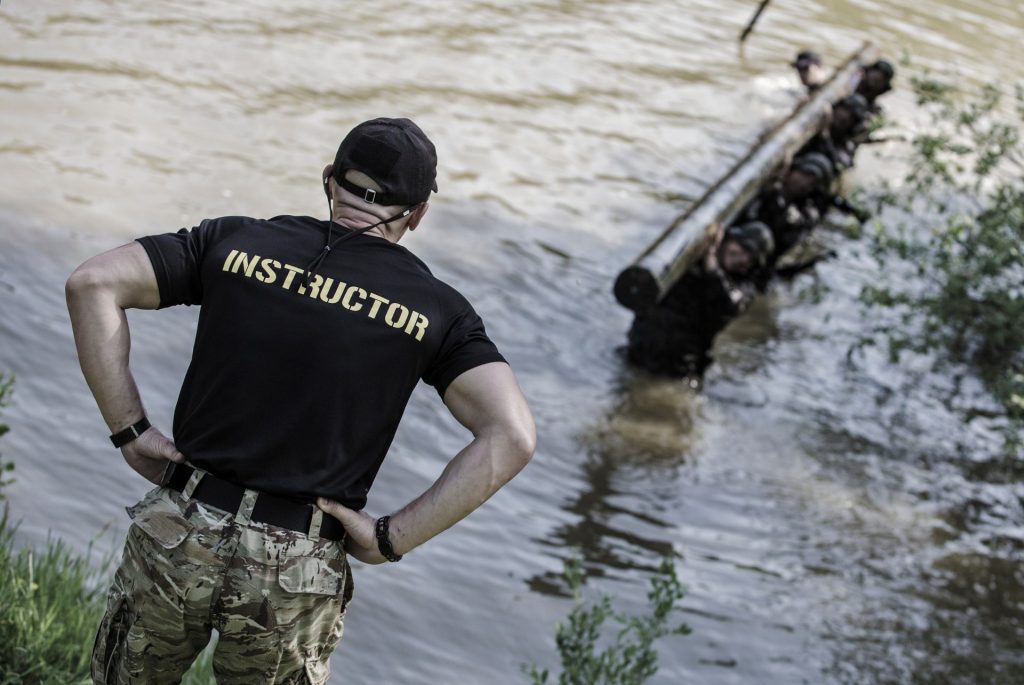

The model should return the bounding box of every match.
[791,50,822,69]
[332,117,439,206]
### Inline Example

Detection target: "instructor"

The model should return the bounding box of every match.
[66,117,536,684]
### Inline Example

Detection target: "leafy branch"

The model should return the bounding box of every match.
[857,71,1024,453]
[525,551,691,685]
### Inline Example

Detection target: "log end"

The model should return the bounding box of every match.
[613,266,659,311]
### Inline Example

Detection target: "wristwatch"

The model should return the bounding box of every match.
[109,417,151,448]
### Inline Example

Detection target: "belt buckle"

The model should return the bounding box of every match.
[159,461,177,487]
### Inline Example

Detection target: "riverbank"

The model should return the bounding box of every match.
[3,1,1023,682]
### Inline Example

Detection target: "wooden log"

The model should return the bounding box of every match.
[613,42,881,311]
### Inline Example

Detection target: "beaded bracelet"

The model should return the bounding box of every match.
[374,515,403,562]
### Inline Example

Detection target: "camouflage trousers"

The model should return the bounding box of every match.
[90,469,354,684]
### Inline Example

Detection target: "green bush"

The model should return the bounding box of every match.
[525,551,691,685]
[0,509,106,684]
[858,73,1024,453]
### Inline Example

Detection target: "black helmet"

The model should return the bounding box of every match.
[834,93,871,137]
[792,152,835,191]
[837,93,870,121]
[869,59,895,83]
[723,221,775,269]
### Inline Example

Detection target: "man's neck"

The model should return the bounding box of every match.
[329,216,391,242]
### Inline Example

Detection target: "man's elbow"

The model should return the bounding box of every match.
[65,264,105,303]
[503,421,536,475]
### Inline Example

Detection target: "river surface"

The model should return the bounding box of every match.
[1,1,1023,683]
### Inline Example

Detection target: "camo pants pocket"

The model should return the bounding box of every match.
[115,487,224,683]
[210,523,348,685]
[90,589,133,684]
[277,548,353,684]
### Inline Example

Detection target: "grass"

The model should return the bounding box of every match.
[0,370,219,684]
[0,507,106,685]
[0,507,218,685]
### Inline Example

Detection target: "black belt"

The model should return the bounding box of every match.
[165,463,346,542]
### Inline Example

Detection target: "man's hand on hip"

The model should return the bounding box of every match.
[121,426,186,485]
[316,498,387,565]
[317,363,534,567]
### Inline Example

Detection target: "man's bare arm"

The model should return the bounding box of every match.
[318,361,536,563]
[65,242,185,483]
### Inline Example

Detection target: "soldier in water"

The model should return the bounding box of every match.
[627,221,774,383]
[857,59,895,113]
[739,152,834,260]
[801,93,872,173]
[792,50,827,93]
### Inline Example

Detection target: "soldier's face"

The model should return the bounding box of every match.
[720,240,753,275]
[865,70,891,96]
[798,63,826,87]
[833,107,853,132]
[783,170,816,198]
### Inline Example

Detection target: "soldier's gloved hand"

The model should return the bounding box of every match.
[120,426,186,485]
[316,498,388,565]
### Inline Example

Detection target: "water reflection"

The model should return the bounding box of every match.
[529,369,699,595]
[821,549,1024,684]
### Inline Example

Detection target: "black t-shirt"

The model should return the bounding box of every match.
[137,214,506,509]
[626,263,751,379]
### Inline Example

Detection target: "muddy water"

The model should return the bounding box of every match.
[1,1,1022,683]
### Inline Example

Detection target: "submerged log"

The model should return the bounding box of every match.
[613,42,880,311]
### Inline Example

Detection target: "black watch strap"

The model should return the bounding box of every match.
[109,416,151,448]
[374,515,403,562]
